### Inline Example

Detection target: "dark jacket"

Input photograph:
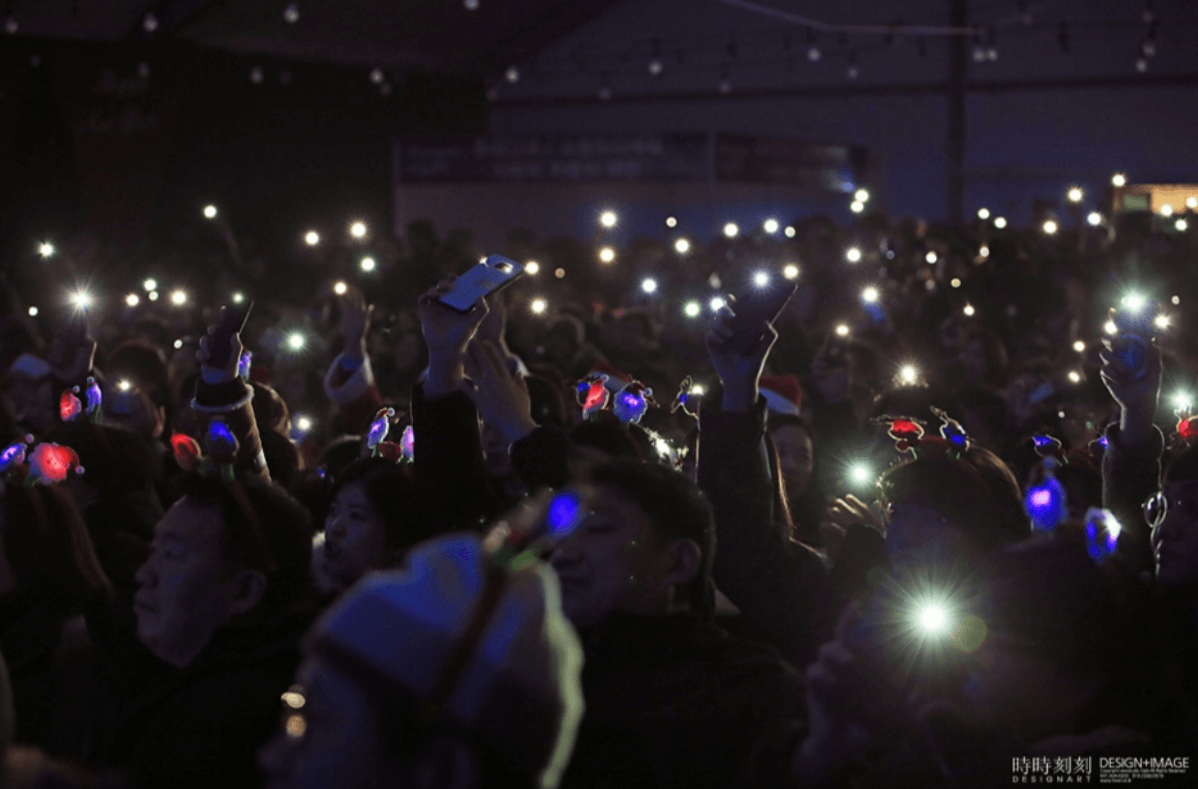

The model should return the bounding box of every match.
[561,612,806,789]
[1101,423,1162,576]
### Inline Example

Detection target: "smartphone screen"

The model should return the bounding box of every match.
[723,273,798,355]
[208,302,254,371]
[437,256,524,313]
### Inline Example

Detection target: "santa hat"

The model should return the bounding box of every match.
[312,535,584,788]
[760,375,803,417]
[588,361,632,393]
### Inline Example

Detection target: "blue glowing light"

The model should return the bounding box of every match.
[0,442,26,473]
[1025,476,1066,531]
[207,420,238,456]
[546,491,583,536]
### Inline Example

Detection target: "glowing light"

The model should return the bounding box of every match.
[148,291,159,302]
[530,298,548,314]
[710,297,726,312]
[1073,340,1085,352]
[641,278,658,294]
[304,230,320,246]
[898,365,919,385]
[845,247,862,263]
[1104,320,1118,335]
[1160,205,1174,217]
[1176,219,1188,232]
[963,304,975,316]
[1187,197,1198,210]
[525,261,540,275]
[835,323,850,337]
[38,242,55,258]
[287,333,306,351]
[684,301,702,318]
[598,247,616,263]
[295,416,313,432]
[854,188,870,203]
[125,293,140,307]
[285,714,306,741]
[918,604,949,634]
[690,384,706,395]
[203,205,217,219]
[1068,370,1081,383]
[284,2,299,23]
[950,278,962,288]
[1155,314,1171,330]
[674,238,690,254]
[27,307,37,317]
[991,218,1007,230]
[850,464,871,484]
[763,218,779,234]
[925,251,938,264]
[1122,293,1147,312]
[143,278,157,291]
[979,244,990,257]
[752,271,770,288]
[348,221,368,239]
[599,210,618,228]
[232,292,245,304]
[1173,295,1181,306]
[360,256,376,272]
[333,281,348,296]
[723,222,739,238]
[1042,219,1058,235]
[783,264,799,280]
[1067,186,1084,203]
[1173,393,1193,413]
[69,290,93,310]
[554,268,565,279]
[117,380,132,392]
[505,66,519,83]
[850,201,864,213]
[1111,173,1127,187]
[784,226,796,238]
[861,286,879,303]
[173,339,183,350]
[1087,212,1103,226]
[977,207,990,220]
[170,290,187,306]
[665,216,677,228]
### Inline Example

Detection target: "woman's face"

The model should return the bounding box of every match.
[771,424,814,498]
[317,482,389,593]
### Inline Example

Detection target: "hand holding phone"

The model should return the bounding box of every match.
[207,302,254,372]
[436,255,524,314]
[1109,302,1157,380]
[722,272,798,356]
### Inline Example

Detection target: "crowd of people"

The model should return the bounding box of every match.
[0,199,1195,788]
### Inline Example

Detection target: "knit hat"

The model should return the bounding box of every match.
[760,375,803,416]
[312,534,584,789]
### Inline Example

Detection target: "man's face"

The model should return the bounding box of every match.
[134,497,243,667]
[260,657,385,789]
[1152,480,1198,587]
[549,486,683,629]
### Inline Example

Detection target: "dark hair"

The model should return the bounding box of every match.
[1,484,112,614]
[260,428,303,493]
[48,422,161,497]
[178,475,314,619]
[328,459,425,558]
[587,460,716,616]
[107,339,170,407]
[251,383,291,435]
[879,446,1029,553]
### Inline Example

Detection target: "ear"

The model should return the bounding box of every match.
[227,569,268,615]
[413,736,480,789]
[659,538,702,592]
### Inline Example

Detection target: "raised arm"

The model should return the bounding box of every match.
[323,286,384,436]
[193,323,269,480]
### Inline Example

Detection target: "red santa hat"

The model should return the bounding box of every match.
[760,375,803,417]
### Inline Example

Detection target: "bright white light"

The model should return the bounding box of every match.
[1042,219,1058,235]
[835,323,850,337]
[898,365,919,385]
[1187,197,1198,210]
[525,261,540,275]
[763,218,779,234]
[994,217,1008,229]
[674,238,690,254]
[554,268,565,279]
[599,210,618,228]
[752,271,770,288]
[723,222,739,238]
[296,416,312,432]
[530,298,548,314]
[287,333,306,351]
[203,205,218,219]
[783,264,799,280]
[505,66,519,83]
[666,216,677,228]
[850,464,871,484]
[1155,314,1171,330]
[963,304,975,316]
[1073,340,1085,352]
[1067,187,1084,203]
[232,292,245,304]
[360,256,376,272]
[598,247,616,263]
[977,207,990,220]
[350,221,367,238]
[850,201,864,213]
[170,290,187,306]
[950,278,962,288]
[27,307,38,317]
[304,230,320,246]
[284,2,300,22]
[173,340,183,350]
[710,297,727,312]
[1173,295,1181,306]
[117,380,132,392]
[1122,293,1147,312]
[1068,370,1081,383]
[918,604,949,634]
[148,291,159,302]
[846,247,862,263]
[1111,173,1127,187]
[333,281,348,296]
[1176,219,1188,232]
[38,242,55,258]
[855,188,870,203]
[641,278,658,294]
[684,301,702,318]
[1087,212,1103,226]
[861,286,879,303]
[979,245,990,257]
[1173,393,1193,413]
[690,384,706,396]
[784,226,796,238]
[125,293,140,307]
[925,251,938,264]
[69,290,93,309]
[1160,205,1174,217]
[1104,320,1118,335]
[143,278,157,292]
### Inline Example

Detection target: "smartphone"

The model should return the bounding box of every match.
[436,255,524,314]
[723,273,798,355]
[1110,303,1157,380]
[208,302,254,371]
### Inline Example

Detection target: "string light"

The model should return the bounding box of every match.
[203,205,218,219]
[977,207,990,220]
[599,210,618,228]
[846,247,862,263]
[994,216,1008,229]
[763,218,779,234]
[783,264,799,280]
[350,221,367,238]
[1111,173,1127,187]
[125,293,140,307]
[1067,186,1084,203]
[37,242,55,258]
[525,261,540,275]
[723,222,739,238]
[684,301,702,318]
[360,257,376,272]
[674,238,690,254]
[1042,219,1058,234]
[1122,293,1147,312]
[598,247,616,263]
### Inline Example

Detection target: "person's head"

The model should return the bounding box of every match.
[252,383,292,436]
[260,429,304,493]
[260,535,584,789]
[769,414,815,499]
[0,482,111,609]
[878,446,1028,571]
[5,354,55,436]
[549,460,714,629]
[317,459,422,596]
[1148,442,1198,587]
[134,476,313,668]
[106,339,170,408]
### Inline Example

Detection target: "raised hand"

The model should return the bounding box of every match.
[338,284,373,361]
[705,305,778,413]
[197,325,245,385]
[463,340,537,444]
[1099,333,1162,447]
[418,276,490,397]
[819,495,884,565]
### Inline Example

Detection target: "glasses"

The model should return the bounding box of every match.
[1143,490,1198,529]
[279,685,308,745]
